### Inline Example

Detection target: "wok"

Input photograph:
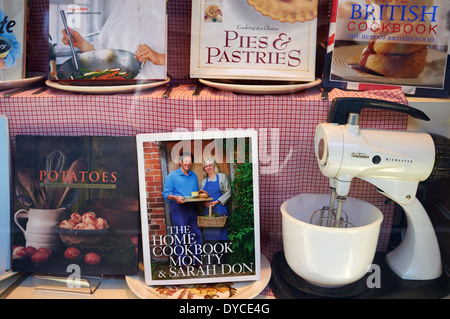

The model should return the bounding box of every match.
[53,48,142,81]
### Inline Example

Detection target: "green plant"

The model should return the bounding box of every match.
[227,138,255,267]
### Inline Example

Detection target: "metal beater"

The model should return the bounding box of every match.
[309,183,354,228]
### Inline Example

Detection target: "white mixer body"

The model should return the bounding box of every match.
[314,122,442,280]
[315,123,435,205]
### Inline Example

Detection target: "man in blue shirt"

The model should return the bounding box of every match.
[162,153,202,265]
[163,153,199,204]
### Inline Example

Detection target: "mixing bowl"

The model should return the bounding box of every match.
[281,193,383,287]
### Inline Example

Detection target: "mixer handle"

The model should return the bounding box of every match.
[326,97,430,125]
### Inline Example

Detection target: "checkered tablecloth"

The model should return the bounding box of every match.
[2,1,410,295]
[1,85,408,258]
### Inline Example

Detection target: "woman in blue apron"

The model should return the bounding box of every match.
[200,158,231,241]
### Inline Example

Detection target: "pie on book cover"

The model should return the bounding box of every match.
[323,0,450,96]
[136,130,261,285]
[12,136,140,276]
[190,0,317,81]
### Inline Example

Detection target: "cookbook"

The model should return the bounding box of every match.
[190,0,318,81]
[322,0,450,96]
[48,0,167,81]
[12,136,140,276]
[136,130,261,285]
[0,116,11,276]
[0,0,26,81]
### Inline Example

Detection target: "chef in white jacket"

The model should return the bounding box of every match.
[62,0,166,80]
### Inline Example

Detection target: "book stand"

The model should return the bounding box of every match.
[32,274,102,295]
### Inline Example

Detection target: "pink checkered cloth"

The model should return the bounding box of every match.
[1,85,407,256]
[3,1,408,296]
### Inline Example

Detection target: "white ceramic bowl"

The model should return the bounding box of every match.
[281,193,383,287]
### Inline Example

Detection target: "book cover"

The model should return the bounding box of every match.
[12,136,140,276]
[0,115,11,276]
[190,0,317,81]
[48,0,167,81]
[323,0,450,96]
[0,0,26,81]
[136,130,261,285]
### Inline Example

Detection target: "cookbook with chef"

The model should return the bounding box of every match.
[48,0,167,81]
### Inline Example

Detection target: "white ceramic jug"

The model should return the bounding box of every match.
[14,208,65,251]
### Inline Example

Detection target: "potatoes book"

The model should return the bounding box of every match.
[48,0,167,81]
[136,130,261,285]
[323,0,450,96]
[0,0,26,81]
[190,0,317,81]
[12,136,140,276]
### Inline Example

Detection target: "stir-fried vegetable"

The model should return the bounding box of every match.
[72,68,134,80]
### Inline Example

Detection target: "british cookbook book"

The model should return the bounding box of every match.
[12,136,140,276]
[48,0,167,81]
[190,0,317,81]
[0,116,11,276]
[0,0,26,81]
[136,130,261,285]
[322,0,450,96]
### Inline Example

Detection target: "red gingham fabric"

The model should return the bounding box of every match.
[1,86,408,257]
[2,1,409,296]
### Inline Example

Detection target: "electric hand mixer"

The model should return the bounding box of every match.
[314,97,450,281]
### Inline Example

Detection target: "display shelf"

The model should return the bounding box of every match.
[1,0,448,300]
[1,273,137,299]
[1,72,447,301]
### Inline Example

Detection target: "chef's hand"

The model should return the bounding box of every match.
[0,59,5,71]
[62,27,95,53]
[135,44,165,66]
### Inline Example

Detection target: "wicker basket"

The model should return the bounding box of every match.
[197,204,227,228]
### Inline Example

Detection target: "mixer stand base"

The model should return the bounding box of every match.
[270,251,450,299]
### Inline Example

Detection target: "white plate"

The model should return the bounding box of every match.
[45,77,170,94]
[331,45,447,88]
[0,72,46,90]
[125,254,271,299]
[199,78,321,95]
